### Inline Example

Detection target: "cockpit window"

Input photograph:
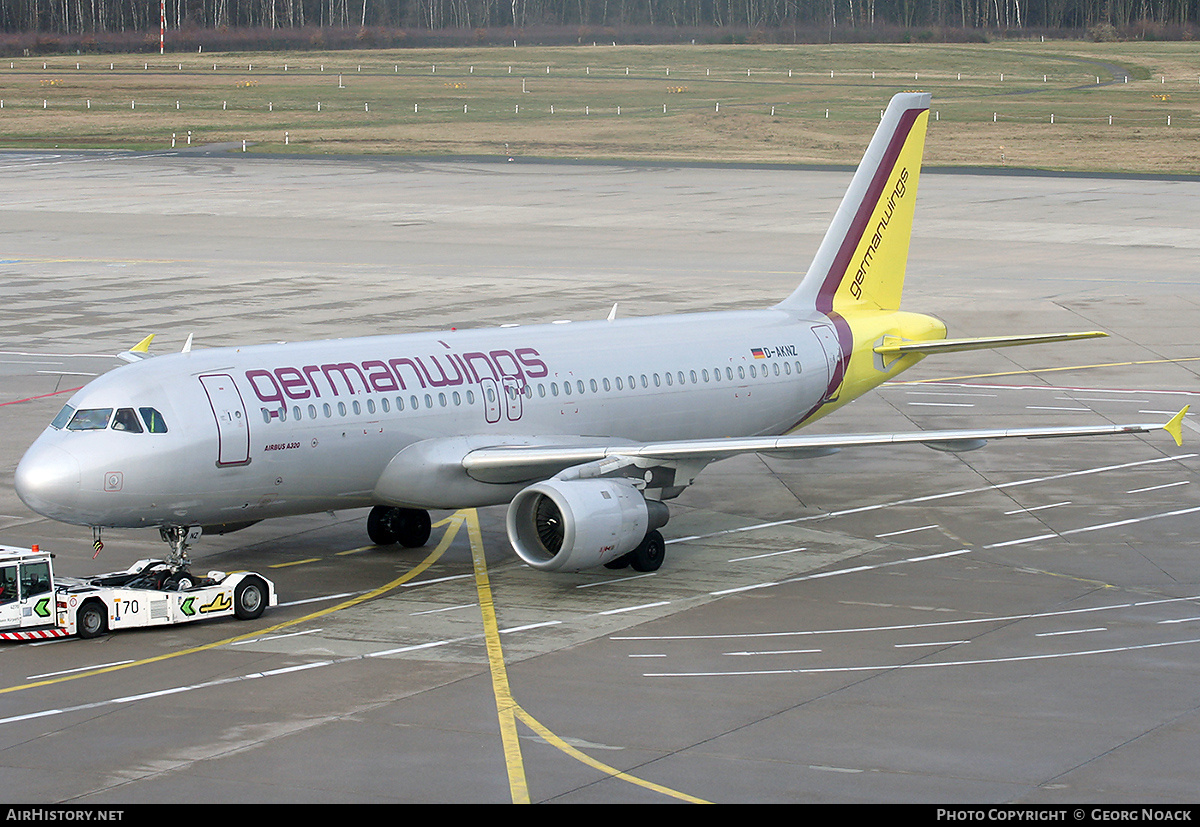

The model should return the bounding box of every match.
[111,408,144,433]
[50,405,75,430]
[139,407,168,433]
[66,408,113,431]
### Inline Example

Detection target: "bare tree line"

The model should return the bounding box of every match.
[2,0,1197,36]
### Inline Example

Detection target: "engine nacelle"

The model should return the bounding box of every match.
[506,478,668,572]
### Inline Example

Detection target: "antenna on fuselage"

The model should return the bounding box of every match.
[607,302,618,321]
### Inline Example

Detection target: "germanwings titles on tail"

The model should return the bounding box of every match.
[14,93,1187,574]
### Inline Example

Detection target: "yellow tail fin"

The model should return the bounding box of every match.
[776,92,930,315]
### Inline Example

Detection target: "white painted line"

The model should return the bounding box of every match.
[810,765,864,774]
[613,594,1200,642]
[576,572,657,588]
[411,603,476,616]
[27,659,135,680]
[500,621,562,634]
[1126,480,1189,494]
[598,601,671,616]
[894,640,968,648]
[986,505,1200,549]
[402,574,473,587]
[875,524,938,538]
[231,628,324,645]
[1004,501,1072,515]
[279,591,358,607]
[642,637,1200,678]
[730,546,806,562]
[1036,628,1106,637]
[1057,396,1149,404]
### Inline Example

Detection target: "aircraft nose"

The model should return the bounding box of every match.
[15,442,82,520]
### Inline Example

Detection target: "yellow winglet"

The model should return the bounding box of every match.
[1164,405,1189,447]
[129,334,155,354]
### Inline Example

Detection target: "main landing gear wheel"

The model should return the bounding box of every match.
[629,529,666,572]
[605,530,667,572]
[367,506,432,548]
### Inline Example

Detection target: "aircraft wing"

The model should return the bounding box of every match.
[461,407,1188,485]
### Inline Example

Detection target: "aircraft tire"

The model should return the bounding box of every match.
[396,509,432,548]
[77,600,107,639]
[628,530,666,572]
[367,506,401,545]
[234,576,267,620]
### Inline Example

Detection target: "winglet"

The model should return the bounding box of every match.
[117,334,156,363]
[1164,406,1189,447]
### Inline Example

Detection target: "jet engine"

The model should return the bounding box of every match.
[506,478,669,572]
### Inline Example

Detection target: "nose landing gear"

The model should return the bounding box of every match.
[160,525,203,568]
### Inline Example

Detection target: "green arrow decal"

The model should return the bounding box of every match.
[34,597,50,618]
[181,596,196,617]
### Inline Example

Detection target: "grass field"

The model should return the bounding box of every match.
[1,41,1198,172]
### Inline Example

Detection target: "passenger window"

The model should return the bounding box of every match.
[139,407,168,433]
[67,408,113,430]
[111,408,144,433]
[50,405,75,430]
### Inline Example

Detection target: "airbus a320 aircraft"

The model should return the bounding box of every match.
[14,92,1187,574]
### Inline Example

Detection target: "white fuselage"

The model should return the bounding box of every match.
[15,307,844,529]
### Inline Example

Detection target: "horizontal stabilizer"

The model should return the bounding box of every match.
[874,331,1108,358]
